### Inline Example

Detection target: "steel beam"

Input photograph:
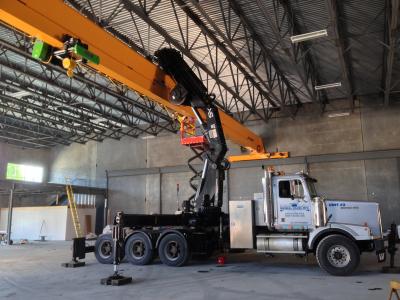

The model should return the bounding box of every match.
[177,0,281,107]
[0,93,104,142]
[255,0,323,104]
[0,132,52,148]
[0,109,81,142]
[0,36,174,125]
[0,115,75,146]
[68,0,278,122]
[227,0,301,111]
[0,123,59,148]
[0,119,68,146]
[0,0,266,152]
[0,37,177,136]
[326,0,354,111]
[1,87,122,140]
[0,24,179,148]
[0,64,141,139]
[118,0,272,123]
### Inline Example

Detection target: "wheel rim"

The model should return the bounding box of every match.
[131,240,146,259]
[327,244,351,268]
[99,240,112,259]
[164,241,180,261]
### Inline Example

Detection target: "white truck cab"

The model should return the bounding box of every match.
[229,168,386,276]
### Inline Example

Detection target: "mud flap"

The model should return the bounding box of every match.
[374,239,386,263]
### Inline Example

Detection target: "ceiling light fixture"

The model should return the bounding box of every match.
[328,112,351,118]
[7,90,32,99]
[141,135,156,140]
[290,29,328,43]
[314,82,342,90]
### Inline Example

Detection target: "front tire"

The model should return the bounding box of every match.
[125,232,154,265]
[316,234,360,276]
[158,233,190,267]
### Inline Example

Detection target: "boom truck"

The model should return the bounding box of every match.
[0,0,386,276]
[93,49,386,276]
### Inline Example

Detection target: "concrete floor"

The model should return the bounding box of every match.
[0,241,399,300]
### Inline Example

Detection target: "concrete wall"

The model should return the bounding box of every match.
[47,99,400,228]
[49,142,98,186]
[0,142,50,181]
[0,142,51,208]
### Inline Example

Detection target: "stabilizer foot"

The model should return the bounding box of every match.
[61,261,85,268]
[100,274,132,286]
[381,223,400,274]
[100,212,132,286]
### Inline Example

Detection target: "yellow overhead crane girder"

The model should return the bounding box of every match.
[0,0,288,162]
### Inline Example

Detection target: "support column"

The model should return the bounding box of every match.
[145,173,162,214]
[6,183,15,245]
[104,170,109,226]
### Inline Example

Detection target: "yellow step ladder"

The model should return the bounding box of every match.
[66,183,83,238]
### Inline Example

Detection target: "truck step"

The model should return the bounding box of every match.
[256,250,306,254]
[256,234,306,254]
[256,235,307,239]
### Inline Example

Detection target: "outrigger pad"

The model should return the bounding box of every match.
[61,261,85,268]
[100,274,132,286]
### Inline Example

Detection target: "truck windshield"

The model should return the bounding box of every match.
[307,180,318,197]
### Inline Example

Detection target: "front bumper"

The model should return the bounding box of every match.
[374,239,386,263]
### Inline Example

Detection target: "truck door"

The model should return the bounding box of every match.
[275,179,312,229]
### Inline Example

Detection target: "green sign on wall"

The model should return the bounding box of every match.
[6,163,24,180]
[6,163,43,182]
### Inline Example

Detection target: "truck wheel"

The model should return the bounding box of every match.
[125,232,154,265]
[316,234,360,276]
[158,233,190,267]
[94,234,125,264]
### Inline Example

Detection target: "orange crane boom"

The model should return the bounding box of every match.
[0,0,288,161]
